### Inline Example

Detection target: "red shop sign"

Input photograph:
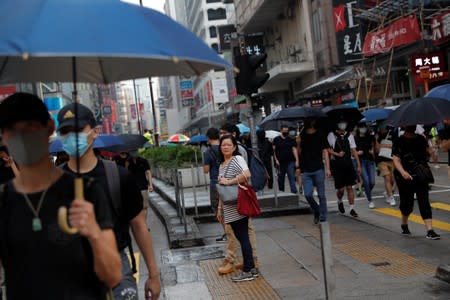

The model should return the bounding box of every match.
[431,11,450,45]
[363,15,420,56]
[410,52,448,84]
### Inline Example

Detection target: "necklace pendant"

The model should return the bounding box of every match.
[32,217,42,232]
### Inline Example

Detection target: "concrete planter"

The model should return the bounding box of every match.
[152,166,209,188]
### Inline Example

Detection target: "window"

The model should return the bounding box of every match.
[207,8,226,21]
[209,26,217,38]
[312,9,322,42]
[211,43,219,53]
[206,0,221,3]
[316,51,325,77]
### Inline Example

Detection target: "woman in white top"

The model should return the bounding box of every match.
[217,134,256,282]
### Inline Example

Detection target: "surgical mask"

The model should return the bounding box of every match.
[337,123,347,131]
[289,130,296,137]
[61,131,92,157]
[359,128,367,134]
[6,129,48,166]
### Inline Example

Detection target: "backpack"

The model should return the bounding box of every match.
[241,144,269,191]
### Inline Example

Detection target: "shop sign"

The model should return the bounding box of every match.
[218,25,237,52]
[431,11,450,45]
[363,15,420,56]
[410,52,448,84]
[182,98,194,107]
[0,85,16,102]
[310,99,323,108]
[180,79,194,107]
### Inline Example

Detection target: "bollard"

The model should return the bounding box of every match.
[320,221,336,300]
[173,169,182,219]
[191,164,199,218]
[178,171,188,235]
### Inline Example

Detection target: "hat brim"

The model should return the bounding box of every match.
[57,119,90,131]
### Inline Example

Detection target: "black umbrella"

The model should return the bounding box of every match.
[322,104,364,122]
[259,107,325,130]
[384,97,450,126]
[102,134,148,152]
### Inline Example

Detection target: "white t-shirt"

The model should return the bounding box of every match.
[327,131,357,149]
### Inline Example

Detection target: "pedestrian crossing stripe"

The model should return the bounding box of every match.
[127,252,141,284]
[373,208,450,232]
[431,202,450,212]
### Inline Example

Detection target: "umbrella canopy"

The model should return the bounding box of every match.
[384,97,450,127]
[188,134,208,145]
[259,107,325,130]
[322,104,364,123]
[264,130,281,140]
[424,84,450,101]
[168,134,190,143]
[49,134,123,153]
[102,134,148,152]
[362,108,393,122]
[0,0,231,84]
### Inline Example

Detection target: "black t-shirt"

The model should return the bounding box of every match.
[438,125,450,166]
[63,160,143,250]
[300,131,329,172]
[0,173,112,300]
[113,155,128,168]
[127,156,151,190]
[203,145,220,185]
[257,139,273,163]
[355,134,375,161]
[392,134,428,174]
[273,136,296,163]
[0,166,14,184]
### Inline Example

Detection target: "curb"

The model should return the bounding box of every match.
[436,264,450,283]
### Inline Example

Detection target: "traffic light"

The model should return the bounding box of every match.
[234,53,270,95]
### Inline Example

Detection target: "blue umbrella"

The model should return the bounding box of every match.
[236,123,260,134]
[0,0,231,84]
[188,134,208,145]
[425,84,450,101]
[50,134,123,154]
[362,108,392,122]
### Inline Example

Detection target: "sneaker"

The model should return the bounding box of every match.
[426,230,441,240]
[250,268,260,278]
[231,271,255,282]
[313,214,319,224]
[368,201,375,209]
[349,209,358,217]
[389,196,396,206]
[401,224,411,235]
[383,191,389,202]
[215,234,227,243]
[338,201,345,214]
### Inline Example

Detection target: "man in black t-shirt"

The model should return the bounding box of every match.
[299,119,331,223]
[57,103,161,300]
[0,93,121,299]
[273,125,299,193]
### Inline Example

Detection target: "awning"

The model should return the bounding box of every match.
[299,67,355,95]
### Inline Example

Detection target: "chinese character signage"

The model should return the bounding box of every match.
[363,15,420,56]
[244,34,265,56]
[179,79,193,107]
[333,0,365,65]
[218,25,237,52]
[212,78,229,104]
[410,52,448,84]
[431,11,450,45]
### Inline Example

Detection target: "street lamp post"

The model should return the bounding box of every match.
[149,78,159,146]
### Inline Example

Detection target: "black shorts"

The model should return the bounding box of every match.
[332,166,357,189]
[210,185,219,213]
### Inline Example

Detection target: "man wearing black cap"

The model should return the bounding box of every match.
[57,103,161,300]
[0,92,121,299]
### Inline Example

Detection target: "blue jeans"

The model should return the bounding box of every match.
[278,161,297,193]
[113,250,138,300]
[361,159,376,202]
[230,217,255,272]
[302,169,328,222]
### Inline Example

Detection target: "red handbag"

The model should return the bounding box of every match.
[237,184,261,217]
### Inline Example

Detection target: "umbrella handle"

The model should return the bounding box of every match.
[57,178,83,234]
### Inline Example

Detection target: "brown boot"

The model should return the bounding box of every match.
[218,260,235,275]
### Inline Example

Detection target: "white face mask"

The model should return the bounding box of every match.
[337,122,347,131]
[6,129,48,166]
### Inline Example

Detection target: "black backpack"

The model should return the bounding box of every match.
[241,144,269,191]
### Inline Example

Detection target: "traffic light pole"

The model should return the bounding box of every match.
[246,96,258,149]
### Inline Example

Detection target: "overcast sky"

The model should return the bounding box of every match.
[122,0,165,12]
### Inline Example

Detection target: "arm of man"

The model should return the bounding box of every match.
[440,138,450,152]
[130,211,161,300]
[349,135,361,175]
[146,169,153,192]
[323,149,331,177]
[292,144,299,168]
[203,151,211,174]
[69,182,121,288]
[272,140,279,167]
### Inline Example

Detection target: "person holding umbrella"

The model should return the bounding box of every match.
[392,125,440,240]
[58,103,161,299]
[0,93,121,299]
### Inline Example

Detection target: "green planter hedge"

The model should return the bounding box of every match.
[141,145,203,169]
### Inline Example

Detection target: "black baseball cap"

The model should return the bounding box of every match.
[57,103,96,131]
[0,92,50,129]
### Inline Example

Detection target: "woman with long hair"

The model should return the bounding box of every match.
[217,134,257,282]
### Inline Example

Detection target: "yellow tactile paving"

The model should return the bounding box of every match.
[431,202,450,212]
[200,259,281,300]
[127,252,141,284]
[286,217,435,278]
[374,207,450,232]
